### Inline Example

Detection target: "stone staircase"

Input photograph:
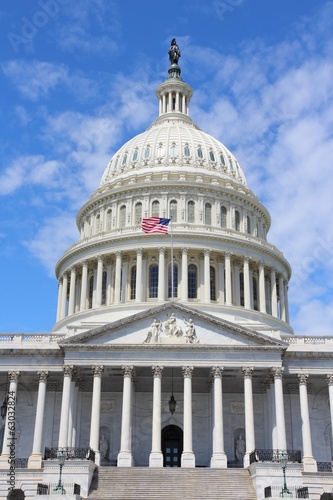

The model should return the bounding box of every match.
[86,467,257,499]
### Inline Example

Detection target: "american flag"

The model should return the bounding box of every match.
[141,217,171,235]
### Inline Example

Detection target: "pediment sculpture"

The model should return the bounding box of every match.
[143,314,199,344]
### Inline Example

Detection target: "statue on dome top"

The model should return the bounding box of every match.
[169,38,181,65]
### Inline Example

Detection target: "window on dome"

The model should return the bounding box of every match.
[113,158,118,171]
[220,153,226,166]
[209,151,215,162]
[119,205,126,228]
[221,206,227,228]
[197,147,203,159]
[135,202,142,225]
[132,150,138,161]
[122,154,128,166]
[157,145,164,158]
[253,277,258,310]
[168,263,178,298]
[149,265,158,298]
[102,271,107,305]
[144,147,151,159]
[88,276,94,309]
[229,158,235,171]
[240,272,244,307]
[246,215,251,235]
[188,201,195,223]
[188,264,197,299]
[235,210,240,231]
[210,266,216,301]
[184,145,190,157]
[152,200,160,216]
[170,144,178,157]
[130,266,136,300]
[205,203,212,225]
[170,200,177,222]
[106,209,112,231]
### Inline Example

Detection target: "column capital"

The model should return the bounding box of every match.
[258,260,265,269]
[97,254,103,263]
[241,366,254,378]
[243,256,250,264]
[204,248,211,256]
[63,365,75,377]
[271,366,284,379]
[182,366,194,378]
[224,252,232,259]
[70,265,76,273]
[152,366,164,378]
[211,366,224,379]
[326,374,333,386]
[158,247,166,255]
[137,247,143,256]
[81,259,88,267]
[8,371,20,382]
[116,251,122,258]
[297,373,309,385]
[181,247,189,255]
[37,371,49,382]
[122,365,134,377]
[92,365,104,377]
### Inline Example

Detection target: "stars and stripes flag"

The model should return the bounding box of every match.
[141,217,171,235]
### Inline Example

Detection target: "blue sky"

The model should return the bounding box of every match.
[1,0,333,334]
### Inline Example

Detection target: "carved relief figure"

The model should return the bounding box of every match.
[235,434,246,462]
[184,319,198,343]
[99,434,109,460]
[144,319,162,343]
[164,313,183,337]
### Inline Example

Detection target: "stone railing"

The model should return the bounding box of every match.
[284,336,333,346]
[250,449,301,464]
[317,461,333,472]
[0,333,66,345]
[44,447,95,462]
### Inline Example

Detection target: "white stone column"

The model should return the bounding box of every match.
[243,257,251,309]
[182,94,186,114]
[258,262,266,313]
[28,371,49,469]
[210,367,227,468]
[95,255,103,307]
[326,374,333,456]
[225,253,232,305]
[80,260,88,311]
[58,365,74,449]
[136,248,143,302]
[234,261,240,306]
[270,268,278,318]
[271,367,287,451]
[60,272,68,319]
[297,373,317,471]
[149,366,163,467]
[68,266,76,316]
[0,371,20,468]
[158,247,166,302]
[89,366,104,465]
[218,256,225,304]
[204,249,211,303]
[71,378,80,447]
[181,366,195,467]
[279,274,286,321]
[56,278,63,322]
[181,248,188,301]
[114,251,122,304]
[121,256,129,303]
[118,366,134,467]
[175,92,180,112]
[242,366,255,467]
[284,280,289,323]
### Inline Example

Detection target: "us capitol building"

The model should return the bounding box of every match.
[0,41,332,500]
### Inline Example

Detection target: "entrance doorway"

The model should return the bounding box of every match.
[7,490,25,500]
[162,425,183,467]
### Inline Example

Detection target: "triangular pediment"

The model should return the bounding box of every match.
[60,303,287,350]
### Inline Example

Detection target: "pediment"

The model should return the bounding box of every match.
[60,303,286,350]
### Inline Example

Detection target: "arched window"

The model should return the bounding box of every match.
[102,271,107,305]
[149,265,158,298]
[132,150,138,161]
[205,203,212,225]
[253,277,258,310]
[119,205,126,228]
[221,206,227,228]
[168,263,178,298]
[188,201,195,223]
[170,200,177,222]
[88,275,94,309]
[188,264,197,299]
[152,200,160,216]
[235,210,240,231]
[184,145,190,157]
[135,202,142,225]
[229,158,235,172]
[122,154,128,166]
[130,266,136,300]
[170,144,178,157]
[197,147,203,159]
[220,153,226,166]
[240,272,244,307]
[156,144,164,158]
[144,146,151,159]
[210,266,216,301]
[209,151,215,161]
[246,215,251,235]
[113,158,118,171]
[106,209,112,231]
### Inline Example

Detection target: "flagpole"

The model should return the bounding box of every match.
[170,217,174,300]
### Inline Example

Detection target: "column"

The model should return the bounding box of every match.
[0,371,20,468]
[149,366,164,467]
[234,261,240,306]
[258,262,266,313]
[243,257,251,309]
[270,268,278,318]
[136,248,143,302]
[218,256,225,304]
[89,366,104,465]
[71,377,80,447]
[28,371,49,469]
[210,367,227,468]
[68,266,76,316]
[242,366,255,467]
[175,92,180,112]
[158,247,166,302]
[225,253,232,305]
[114,251,122,304]
[118,366,134,467]
[279,274,286,321]
[58,365,74,448]
[181,248,188,301]
[326,374,333,456]
[182,94,186,114]
[95,255,103,307]
[297,373,317,471]
[80,260,88,311]
[122,256,129,303]
[56,278,63,322]
[60,272,68,319]
[284,281,289,323]
[271,367,287,450]
[204,249,210,303]
[181,366,195,467]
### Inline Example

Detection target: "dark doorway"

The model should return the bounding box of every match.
[162,425,183,467]
[7,490,25,500]
[320,495,333,500]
